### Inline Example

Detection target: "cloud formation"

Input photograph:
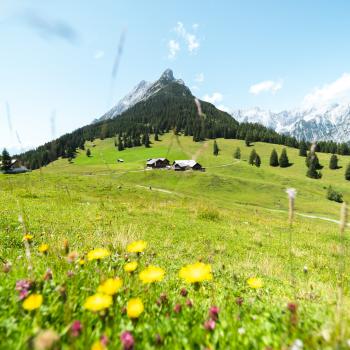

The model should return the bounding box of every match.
[21,10,79,44]
[202,92,223,104]
[303,73,350,108]
[249,80,282,95]
[194,72,205,83]
[174,22,200,53]
[168,40,180,59]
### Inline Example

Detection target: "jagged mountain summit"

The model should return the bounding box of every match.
[232,103,350,142]
[96,69,187,122]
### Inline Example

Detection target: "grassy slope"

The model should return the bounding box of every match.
[1,134,350,349]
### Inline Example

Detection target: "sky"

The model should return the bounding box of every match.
[1,0,350,153]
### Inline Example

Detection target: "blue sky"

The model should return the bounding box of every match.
[2,0,350,152]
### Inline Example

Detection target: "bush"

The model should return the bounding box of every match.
[327,186,343,203]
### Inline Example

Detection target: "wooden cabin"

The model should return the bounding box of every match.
[146,158,170,169]
[172,160,204,171]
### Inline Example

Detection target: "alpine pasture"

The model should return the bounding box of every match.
[1,134,350,349]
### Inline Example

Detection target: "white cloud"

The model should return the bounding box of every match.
[217,105,232,113]
[202,92,223,104]
[303,73,350,108]
[94,50,105,59]
[192,23,199,31]
[167,40,180,59]
[194,72,204,83]
[174,22,200,54]
[249,80,282,95]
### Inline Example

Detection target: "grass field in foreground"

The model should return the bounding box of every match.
[1,134,350,349]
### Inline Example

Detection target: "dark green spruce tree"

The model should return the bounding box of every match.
[233,147,241,159]
[269,149,279,167]
[255,154,261,167]
[1,148,12,171]
[86,148,91,157]
[307,156,322,179]
[345,163,350,181]
[117,135,124,151]
[299,140,308,157]
[213,140,219,156]
[279,148,289,168]
[249,149,257,165]
[329,154,338,169]
[306,152,322,169]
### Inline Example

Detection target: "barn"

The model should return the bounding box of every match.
[172,160,204,171]
[146,158,170,169]
[0,159,29,174]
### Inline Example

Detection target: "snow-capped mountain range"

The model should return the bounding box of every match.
[232,103,350,142]
[96,69,186,122]
[95,68,350,143]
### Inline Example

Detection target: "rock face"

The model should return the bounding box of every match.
[95,69,186,122]
[231,103,350,142]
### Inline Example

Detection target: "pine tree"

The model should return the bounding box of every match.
[279,148,289,168]
[345,163,350,181]
[329,154,338,169]
[144,132,150,148]
[269,149,279,167]
[86,148,91,157]
[233,147,241,159]
[213,140,219,156]
[154,132,159,141]
[255,154,261,167]
[1,148,12,171]
[249,149,257,165]
[245,135,251,147]
[307,157,322,179]
[306,152,322,169]
[299,141,308,157]
[118,135,124,151]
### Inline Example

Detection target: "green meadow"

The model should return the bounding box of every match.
[1,134,350,349]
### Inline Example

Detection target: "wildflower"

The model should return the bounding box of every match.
[3,261,12,273]
[83,293,112,312]
[70,320,83,337]
[236,297,244,306]
[23,234,33,242]
[291,339,303,350]
[155,334,163,346]
[303,265,308,273]
[180,288,188,297]
[16,279,32,300]
[286,188,297,200]
[287,302,298,314]
[126,240,147,253]
[66,251,79,263]
[79,258,85,266]
[33,329,59,350]
[173,303,182,313]
[67,270,75,278]
[91,341,106,350]
[179,262,213,283]
[43,268,53,281]
[23,294,43,311]
[120,331,134,350]
[124,261,138,273]
[209,306,220,321]
[87,248,110,261]
[100,335,108,346]
[247,277,263,289]
[38,244,49,254]
[139,266,165,284]
[204,319,216,331]
[126,298,144,319]
[97,278,123,295]
[238,327,245,335]
[186,299,193,308]
[63,239,69,254]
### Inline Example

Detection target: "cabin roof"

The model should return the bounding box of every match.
[147,158,168,165]
[173,160,198,168]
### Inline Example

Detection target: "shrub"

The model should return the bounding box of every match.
[327,186,343,203]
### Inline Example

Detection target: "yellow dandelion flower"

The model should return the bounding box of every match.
[22,294,43,311]
[91,341,106,350]
[97,278,123,295]
[83,293,112,312]
[179,262,213,283]
[23,234,33,242]
[79,258,85,266]
[38,243,49,253]
[127,298,144,318]
[126,240,147,253]
[87,248,110,261]
[124,261,138,273]
[247,277,263,289]
[139,266,165,284]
